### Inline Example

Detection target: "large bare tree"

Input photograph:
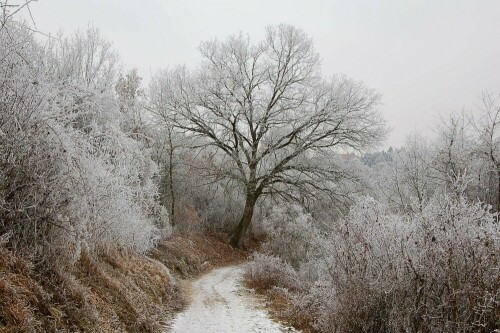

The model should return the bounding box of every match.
[151,25,386,247]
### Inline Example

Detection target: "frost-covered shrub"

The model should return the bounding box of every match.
[245,253,303,292]
[305,197,410,332]
[309,195,499,333]
[399,195,499,333]
[246,203,331,297]
[259,203,326,270]
[0,20,167,265]
[246,203,330,312]
[249,196,499,333]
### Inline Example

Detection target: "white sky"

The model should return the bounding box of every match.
[19,0,500,148]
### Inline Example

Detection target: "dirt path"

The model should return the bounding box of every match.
[168,265,298,333]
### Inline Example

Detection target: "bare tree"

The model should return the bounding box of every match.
[472,92,500,211]
[152,25,386,247]
[376,134,437,213]
[435,113,471,184]
[148,70,194,227]
[44,26,119,91]
[0,0,37,32]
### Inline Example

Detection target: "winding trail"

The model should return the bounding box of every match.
[168,265,298,333]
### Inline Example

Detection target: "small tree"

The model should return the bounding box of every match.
[379,134,437,213]
[472,92,500,211]
[154,25,386,247]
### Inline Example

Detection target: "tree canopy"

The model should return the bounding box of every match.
[150,25,386,247]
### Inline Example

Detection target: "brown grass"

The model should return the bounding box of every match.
[0,245,47,332]
[0,246,179,332]
[66,253,180,332]
[151,233,248,278]
[244,279,317,333]
[0,232,247,332]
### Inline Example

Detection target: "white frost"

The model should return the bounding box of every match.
[168,265,299,333]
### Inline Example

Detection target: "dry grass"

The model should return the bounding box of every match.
[0,245,47,332]
[151,233,248,278]
[0,232,247,332]
[62,253,181,332]
[0,246,179,332]
[245,278,316,333]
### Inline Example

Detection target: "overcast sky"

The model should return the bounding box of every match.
[20,0,500,148]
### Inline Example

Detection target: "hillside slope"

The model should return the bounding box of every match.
[0,234,245,332]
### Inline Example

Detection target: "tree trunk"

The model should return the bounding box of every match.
[168,142,175,225]
[230,194,256,249]
[497,168,500,213]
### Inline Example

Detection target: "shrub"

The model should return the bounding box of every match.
[259,203,326,270]
[312,195,499,332]
[249,197,500,333]
[245,253,303,292]
[0,20,167,265]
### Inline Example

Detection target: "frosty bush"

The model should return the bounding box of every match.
[259,203,326,270]
[249,196,499,332]
[245,253,303,292]
[0,20,167,265]
[318,195,498,332]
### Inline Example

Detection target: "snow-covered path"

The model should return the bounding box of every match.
[168,265,298,333]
